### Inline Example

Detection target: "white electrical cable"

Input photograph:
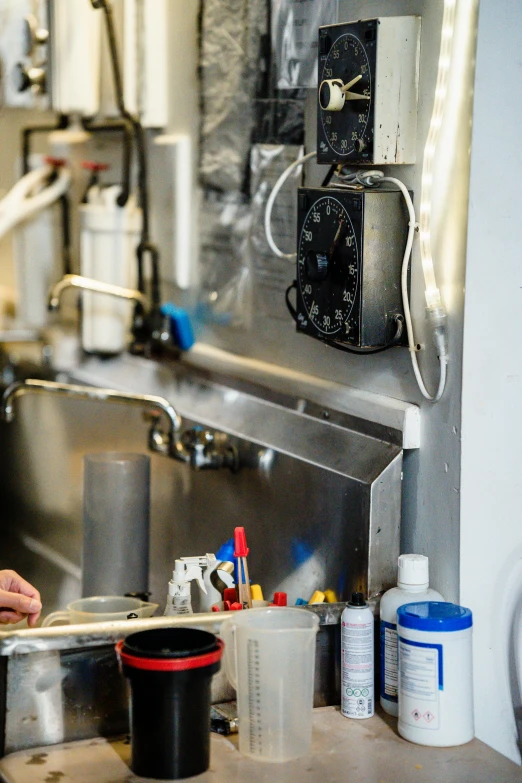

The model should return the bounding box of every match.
[381,176,446,402]
[264,150,316,259]
[338,168,447,401]
[0,164,71,241]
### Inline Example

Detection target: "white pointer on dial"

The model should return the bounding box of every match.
[341,74,371,101]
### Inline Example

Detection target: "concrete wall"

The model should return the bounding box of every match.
[461,0,522,764]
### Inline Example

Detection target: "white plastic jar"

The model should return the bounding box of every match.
[397,602,474,746]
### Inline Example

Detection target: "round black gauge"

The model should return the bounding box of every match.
[297,196,359,338]
[319,33,372,158]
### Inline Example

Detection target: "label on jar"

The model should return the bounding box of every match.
[398,637,442,730]
[380,620,398,701]
[341,616,374,718]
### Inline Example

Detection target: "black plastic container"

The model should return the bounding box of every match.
[116,627,223,780]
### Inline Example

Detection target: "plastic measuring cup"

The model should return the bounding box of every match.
[220,607,319,762]
[41,596,158,626]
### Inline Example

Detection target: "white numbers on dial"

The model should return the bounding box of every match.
[298,196,358,338]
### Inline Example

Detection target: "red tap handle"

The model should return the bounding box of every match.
[81,160,110,172]
[44,156,67,167]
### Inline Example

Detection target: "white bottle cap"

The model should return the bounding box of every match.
[398,554,429,587]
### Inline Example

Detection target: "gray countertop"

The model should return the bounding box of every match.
[0,707,520,783]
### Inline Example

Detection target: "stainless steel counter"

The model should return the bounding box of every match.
[0,707,520,783]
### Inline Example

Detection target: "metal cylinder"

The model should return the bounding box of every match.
[82,452,150,597]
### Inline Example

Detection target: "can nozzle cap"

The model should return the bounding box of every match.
[348,591,366,607]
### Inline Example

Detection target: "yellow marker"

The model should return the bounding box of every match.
[309,590,325,604]
[250,584,264,601]
[324,589,338,603]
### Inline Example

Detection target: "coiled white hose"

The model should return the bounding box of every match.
[0,164,71,241]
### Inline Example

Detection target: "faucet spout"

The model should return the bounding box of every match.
[48,274,147,312]
[1,379,182,458]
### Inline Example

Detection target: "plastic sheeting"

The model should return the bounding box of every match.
[197,145,303,328]
[250,144,302,321]
[198,192,253,328]
[199,0,269,192]
[272,0,338,89]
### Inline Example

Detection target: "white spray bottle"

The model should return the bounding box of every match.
[164,558,207,616]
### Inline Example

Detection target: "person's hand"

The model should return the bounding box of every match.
[0,570,42,627]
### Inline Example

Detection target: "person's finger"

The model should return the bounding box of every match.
[0,610,25,624]
[0,589,42,616]
[27,611,40,628]
[0,570,40,602]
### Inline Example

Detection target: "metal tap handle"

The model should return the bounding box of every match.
[181,427,239,471]
[48,274,147,312]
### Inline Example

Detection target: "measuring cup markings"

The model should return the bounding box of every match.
[247,638,263,755]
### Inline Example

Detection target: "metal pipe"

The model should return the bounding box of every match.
[48,274,147,312]
[0,610,232,655]
[1,379,182,435]
[81,118,133,208]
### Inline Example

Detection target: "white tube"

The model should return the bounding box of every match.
[264,150,316,259]
[0,167,71,241]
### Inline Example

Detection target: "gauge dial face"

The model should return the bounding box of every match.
[297,195,360,341]
[320,34,371,157]
[317,20,377,164]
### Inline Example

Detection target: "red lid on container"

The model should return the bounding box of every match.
[116,637,224,672]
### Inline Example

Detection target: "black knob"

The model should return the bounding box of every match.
[319,81,331,111]
[319,32,331,55]
[354,138,367,153]
[305,250,329,282]
[13,63,31,92]
[12,62,46,93]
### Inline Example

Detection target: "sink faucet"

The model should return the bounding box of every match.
[48,274,147,312]
[1,379,238,470]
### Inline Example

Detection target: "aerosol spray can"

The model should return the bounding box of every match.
[341,592,374,719]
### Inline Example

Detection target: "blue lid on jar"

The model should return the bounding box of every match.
[397,602,472,632]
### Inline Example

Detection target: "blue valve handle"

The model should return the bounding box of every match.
[161,303,195,351]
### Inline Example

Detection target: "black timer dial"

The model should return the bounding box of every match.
[296,191,362,345]
[317,20,377,164]
[295,187,409,350]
